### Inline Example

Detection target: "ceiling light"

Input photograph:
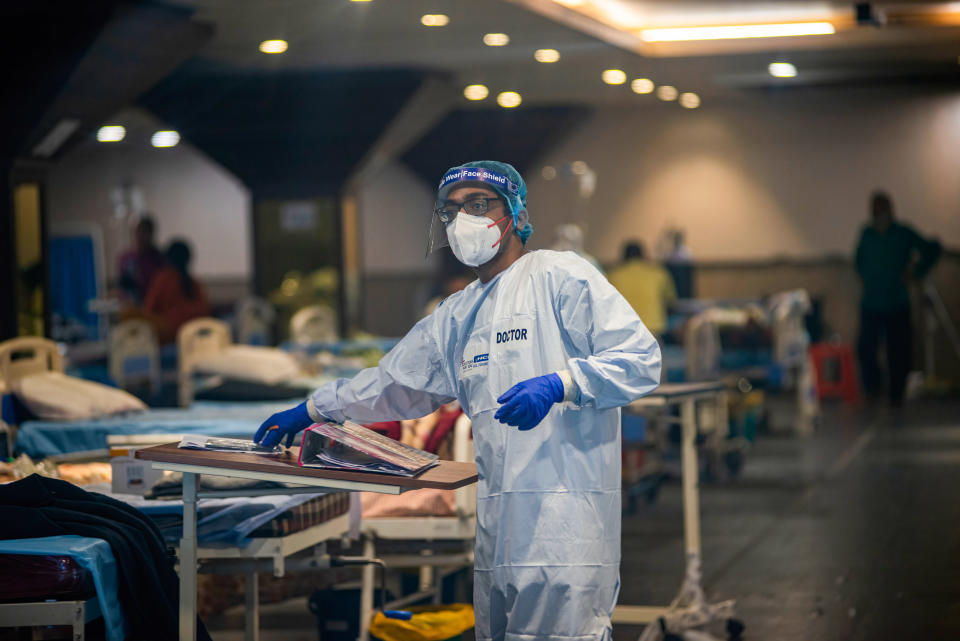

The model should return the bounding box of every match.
[483,33,510,46]
[542,166,557,180]
[421,14,449,27]
[768,62,798,78]
[641,22,835,42]
[151,130,180,148]
[679,92,700,109]
[571,161,588,175]
[602,69,627,85]
[497,91,522,108]
[631,78,654,94]
[259,39,288,54]
[534,48,560,63]
[464,84,489,101]
[96,125,126,142]
[657,85,678,101]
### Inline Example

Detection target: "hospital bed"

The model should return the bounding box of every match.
[0,335,300,460]
[177,318,317,407]
[0,483,355,641]
[234,296,276,346]
[108,318,161,396]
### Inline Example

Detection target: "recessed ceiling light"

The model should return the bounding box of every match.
[602,69,627,85]
[571,161,588,175]
[497,91,522,108]
[483,33,510,46]
[534,49,560,63]
[768,62,798,78]
[679,92,700,109]
[657,85,678,101]
[464,84,489,101]
[631,78,654,94]
[259,39,288,54]
[96,125,126,142]
[421,14,449,27]
[641,22,835,42]
[151,130,180,148]
[542,166,557,180]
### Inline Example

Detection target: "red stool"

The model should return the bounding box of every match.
[809,343,859,404]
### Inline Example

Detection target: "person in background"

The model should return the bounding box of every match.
[607,240,677,338]
[117,215,165,304]
[657,227,695,299]
[855,191,941,409]
[551,222,603,272]
[142,239,210,343]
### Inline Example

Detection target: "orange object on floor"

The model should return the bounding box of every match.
[809,343,859,404]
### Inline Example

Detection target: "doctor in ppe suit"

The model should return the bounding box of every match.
[256,161,661,641]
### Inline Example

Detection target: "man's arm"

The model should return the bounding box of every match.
[308,314,457,424]
[907,227,942,281]
[553,260,662,411]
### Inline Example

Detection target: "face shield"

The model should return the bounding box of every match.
[426,166,522,257]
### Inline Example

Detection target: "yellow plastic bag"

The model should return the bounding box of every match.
[370,604,474,641]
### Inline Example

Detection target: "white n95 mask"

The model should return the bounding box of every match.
[446,214,512,267]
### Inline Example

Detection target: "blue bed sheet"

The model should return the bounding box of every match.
[90,485,328,546]
[0,536,124,641]
[16,402,297,459]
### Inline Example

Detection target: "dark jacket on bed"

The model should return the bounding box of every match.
[0,474,212,641]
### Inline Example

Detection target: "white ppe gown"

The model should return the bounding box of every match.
[311,250,661,640]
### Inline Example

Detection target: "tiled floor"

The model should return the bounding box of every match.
[210,398,960,641]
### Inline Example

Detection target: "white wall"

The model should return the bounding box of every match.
[525,87,960,264]
[357,160,435,275]
[47,109,252,280]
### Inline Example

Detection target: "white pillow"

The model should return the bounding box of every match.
[193,346,302,385]
[12,372,147,421]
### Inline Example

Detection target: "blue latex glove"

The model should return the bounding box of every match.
[494,373,564,431]
[254,401,315,448]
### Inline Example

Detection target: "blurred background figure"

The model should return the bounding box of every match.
[143,239,209,343]
[855,190,941,408]
[656,227,695,299]
[551,223,602,272]
[608,241,677,338]
[117,215,164,305]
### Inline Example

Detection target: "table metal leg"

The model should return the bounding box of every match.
[180,472,198,641]
[681,397,701,564]
[245,570,259,641]
[358,535,375,641]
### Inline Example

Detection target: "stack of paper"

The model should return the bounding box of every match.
[298,421,438,477]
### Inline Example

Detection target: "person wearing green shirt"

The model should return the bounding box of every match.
[608,241,677,337]
[855,191,941,408]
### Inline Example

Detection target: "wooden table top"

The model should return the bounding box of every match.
[136,443,478,490]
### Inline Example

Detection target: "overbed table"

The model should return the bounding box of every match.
[137,444,478,641]
[613,381,739,641]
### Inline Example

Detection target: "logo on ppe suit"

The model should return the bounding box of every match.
[460,353,490,374]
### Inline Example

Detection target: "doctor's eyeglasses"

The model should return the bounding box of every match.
[434,197,503,224]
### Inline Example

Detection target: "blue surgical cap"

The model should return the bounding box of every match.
[438,160,533,244]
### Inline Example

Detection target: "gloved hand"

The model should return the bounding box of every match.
[254,401,315,448]
[494,373,564,431]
